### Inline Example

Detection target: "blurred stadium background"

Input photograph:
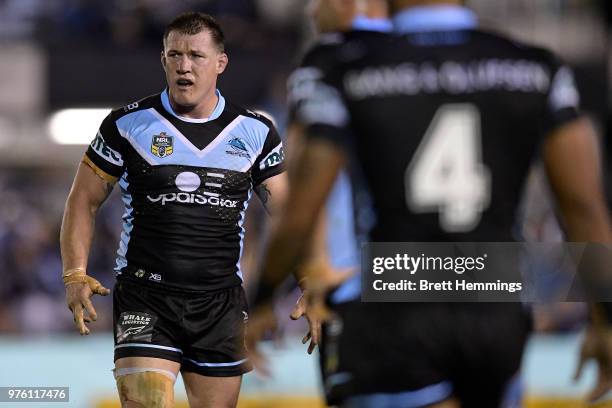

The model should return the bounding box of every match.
[0,0,610,407]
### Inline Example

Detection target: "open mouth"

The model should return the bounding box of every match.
[176,79,194,88]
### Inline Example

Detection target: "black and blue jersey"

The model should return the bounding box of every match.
[85,89,284,291]
[290,13,581,245]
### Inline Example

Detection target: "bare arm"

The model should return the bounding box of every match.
[60,160,115,335]
[253,136,346,299]
[60,160,117,271]
[545,117,612,400]
[543,117,612,242]
[254,172,288,217]
[284,123,333,283]
[544,117,612,312]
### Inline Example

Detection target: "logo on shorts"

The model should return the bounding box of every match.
[242,311,249,322]
[148,273,162,282]
[134,269,145,278]
[116,312,157,343]
[151,132,174,158]
[226,137,250,158]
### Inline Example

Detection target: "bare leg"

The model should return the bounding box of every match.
[182,371,242,408]
[115,357,181,408]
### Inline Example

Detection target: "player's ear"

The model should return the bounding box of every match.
[216,52,228,75]
[161,50,167,72]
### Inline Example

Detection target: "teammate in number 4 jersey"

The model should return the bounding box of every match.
[248,1,612,407]
[60,12,300,408]
[286,0,391,356]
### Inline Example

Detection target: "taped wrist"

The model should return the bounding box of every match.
[62,267,87,286]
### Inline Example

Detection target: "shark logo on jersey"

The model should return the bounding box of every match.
[228,137,247,152]
[226,137,250,158]
[151,132,174,158]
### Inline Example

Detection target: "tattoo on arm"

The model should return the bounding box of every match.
[104,182,114,197]
[95,180,115,208]
[256,182,272,207]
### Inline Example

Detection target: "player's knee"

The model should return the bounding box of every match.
[185,390,238,408]
[116,371,174,408]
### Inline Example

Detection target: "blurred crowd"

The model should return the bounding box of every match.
[0,168,121,333]
[0,0,306,47]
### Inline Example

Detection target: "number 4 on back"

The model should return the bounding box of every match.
[406,104,491,233]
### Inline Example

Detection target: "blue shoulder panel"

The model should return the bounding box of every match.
[115,108,270,172]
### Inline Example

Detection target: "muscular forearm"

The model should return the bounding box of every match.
[260,215,315,293]
[252,137,344,304]
[544,117,612,243]
[559,197,612,243]
[60,194,98,271]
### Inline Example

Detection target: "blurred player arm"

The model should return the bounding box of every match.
[543,117,611,243]
[285,123,339,353]
[251,134,346,303]
[246,134,345,368]
[543,117,612,400]
[246,66,352,365]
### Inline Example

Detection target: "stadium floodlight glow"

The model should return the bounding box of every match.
[48,108,111,145]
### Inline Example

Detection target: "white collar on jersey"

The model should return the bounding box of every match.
[161,88,225,123]
[351,15,393,33]
[392,5,477,33]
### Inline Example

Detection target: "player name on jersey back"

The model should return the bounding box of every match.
[344,59,552,99]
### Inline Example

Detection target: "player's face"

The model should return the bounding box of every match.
[161,30,228,111]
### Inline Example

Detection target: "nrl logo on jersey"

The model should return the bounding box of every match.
[151,132,174,158]
[226,137,250,158]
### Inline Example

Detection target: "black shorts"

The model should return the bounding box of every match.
[319,302,531,407]
[113,279,251,377]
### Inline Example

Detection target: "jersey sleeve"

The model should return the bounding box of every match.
[83,112,127,182]
[542,54,581,134]
[287,39,340,124]
[287,64,352,147]
[251,123,285,186]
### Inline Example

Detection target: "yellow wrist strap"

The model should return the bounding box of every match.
[62,267,87,286]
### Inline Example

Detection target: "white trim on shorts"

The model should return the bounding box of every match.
[183,357,248,367]
[114,343,183,354]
